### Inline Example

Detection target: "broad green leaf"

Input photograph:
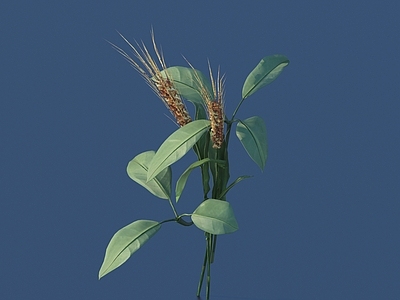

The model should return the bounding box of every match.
[175,158,226,203]
[159,66,213,104]
[236,116,268,170]
[98,220,161,279]
[147,120,211,181]
[191,199,238,235]
[126,151,172,200]
[242,55,289,99]
[219,175,252,199]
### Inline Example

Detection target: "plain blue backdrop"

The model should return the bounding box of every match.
[1,1,399,299]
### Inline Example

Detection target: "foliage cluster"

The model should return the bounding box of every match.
[99,32,289,299]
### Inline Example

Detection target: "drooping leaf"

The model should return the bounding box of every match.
[175,158,226,202]
[126,151,172,200]
[191,199,238,235]
[147,120,211,181]
[236,116,268,170]
[99,220,161,279]
[218,175,253,199]
[242,55,289,99]
[159,66,213,105]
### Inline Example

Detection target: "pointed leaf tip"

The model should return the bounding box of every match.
[236,116,268,170]
[242,55,289,99]
[147,120,211,181]
[98,220,161,279]
[127,151,172,200]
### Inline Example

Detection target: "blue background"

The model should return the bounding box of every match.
[1,1,399,299]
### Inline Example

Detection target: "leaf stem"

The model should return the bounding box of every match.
[167,198,178,218]
[231,97,245,122]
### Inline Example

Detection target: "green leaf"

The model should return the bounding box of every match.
[98,220,161,279]
[189,99,207,121]
[219,175,253,199]
[208,142,230,200]
[175,158,226,203]
[191,199,238,235]
[242,55,289,99]
[126,151,172,200]
[236,116,268,170]
[159,66,213,105]
[147,120,211,181]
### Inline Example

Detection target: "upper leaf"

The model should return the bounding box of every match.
[236,116,268,170]
[126,151,172,200]
[175,158,226,203]
[188,98,207,121]
[219,175,252,199]
[98,220,161,279]
[147,120,211,181]
[159,66,213,105]
[191,199,238,235]
[242,55,289,99]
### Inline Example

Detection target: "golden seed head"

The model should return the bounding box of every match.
[183,59,225,148]
[206,64,225,149]
[109,30,191,127]
[208,100,224,149]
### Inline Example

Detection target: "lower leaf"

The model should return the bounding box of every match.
[191,199,238,235]
[98,220,161,279]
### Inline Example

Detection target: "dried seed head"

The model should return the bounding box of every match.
[183,59,225,148]
[207,100,224,148]
[207,66,225,149]
[109,30,191,127]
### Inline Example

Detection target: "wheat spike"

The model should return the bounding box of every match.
[207,65,225,149]
[185,58,225,149]
[109,30,192,127]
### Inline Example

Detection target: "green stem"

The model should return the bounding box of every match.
[167,197,178,218]
[193,136,211,200]
[231,97,245,122]
[176,214,193,226]
[195,101,245,298]
[206,232,212,300]
[211,235,217,263]
[196,245,207,297]
[159,218,178,225]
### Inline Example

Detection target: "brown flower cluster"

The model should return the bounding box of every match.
[189,62,225,149]
[112,31,225,148]
[205,68,225,149]
[111,31,191,127]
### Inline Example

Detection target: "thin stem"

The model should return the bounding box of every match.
[193,141,211,200]
[231,97,245,122]
[206,232,212,300]
[197,247,207,296]
[211,235,217,263]
[176,214,193,226]
[167,197,178,218]
[159,218,177,225]
[195,97,246,299]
